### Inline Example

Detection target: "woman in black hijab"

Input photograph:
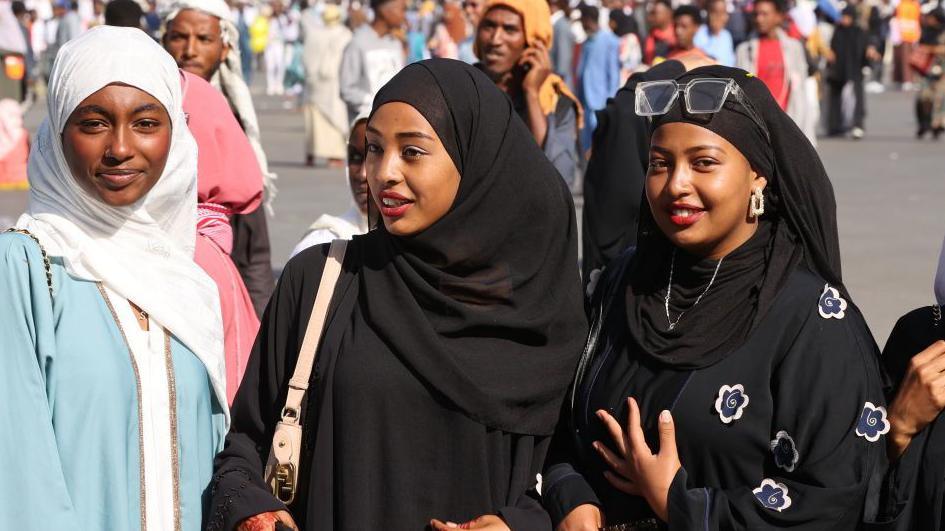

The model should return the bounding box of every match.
[867,237,945,529]
[541,65,888,528]
[581,59,686,282]
[206,58,587,531]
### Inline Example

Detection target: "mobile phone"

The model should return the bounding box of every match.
[521,45,532,72]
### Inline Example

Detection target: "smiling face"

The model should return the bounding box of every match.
[347,119,370,215]
[62,83,172,207]
[365,102,461,237]
[477,7,527,80]
[645,122,767,259]
[162,9,228,81]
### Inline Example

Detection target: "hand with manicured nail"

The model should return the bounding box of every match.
[593,397,681,522]
[429,514,510,531]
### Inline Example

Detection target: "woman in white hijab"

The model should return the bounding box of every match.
[289,114,369,258]
[0,26,227,531]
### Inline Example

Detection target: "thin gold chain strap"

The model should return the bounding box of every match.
[4,228,53,297]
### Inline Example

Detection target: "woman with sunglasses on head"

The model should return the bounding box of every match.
[541,65,888,530]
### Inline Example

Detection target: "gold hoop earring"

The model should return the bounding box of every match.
[750,188,765,219]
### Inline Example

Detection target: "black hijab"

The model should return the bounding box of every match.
[358,59,587,436]
[625,65,844,369]
[581,59,686,280]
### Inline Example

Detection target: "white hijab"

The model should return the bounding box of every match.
[160,0,277,207]
[16,26,228,423]
[936,233,945,306]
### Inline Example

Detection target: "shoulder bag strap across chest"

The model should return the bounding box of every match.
[266,239,348,505]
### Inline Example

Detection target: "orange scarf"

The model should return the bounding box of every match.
[477,0,584,127]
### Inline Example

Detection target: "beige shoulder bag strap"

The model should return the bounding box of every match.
[266,239,348,505]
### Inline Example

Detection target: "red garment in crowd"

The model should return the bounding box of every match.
[0,135,28,189]
[786,19,803,40]
[181,70,263,405]
[0,99,28,190]
[644,25,677,64]
[756,37,790,110]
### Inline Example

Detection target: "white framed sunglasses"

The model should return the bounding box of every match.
[635,78,770,142]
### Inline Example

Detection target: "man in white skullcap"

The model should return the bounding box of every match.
[162,0,275,316]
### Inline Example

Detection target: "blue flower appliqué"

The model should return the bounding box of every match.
[855,401,890,442]
[770,430,800,472]
[818,284,847,319]
[753,478,793,512]
[715,384,750,424]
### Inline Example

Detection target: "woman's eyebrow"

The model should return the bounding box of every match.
[366,125,435,141]
[394,131,435,141]
[72,104,110,117]
[650,144,672,154]
[685,145,724,154]
[133,103,164,114]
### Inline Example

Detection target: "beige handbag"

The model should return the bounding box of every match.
[265,239,348,505]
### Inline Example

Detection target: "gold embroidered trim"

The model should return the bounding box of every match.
[97,283,148,531]
[98,286,183,531]
[164,333,182,531]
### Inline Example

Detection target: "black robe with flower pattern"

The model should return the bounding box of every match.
[541,262,889,529]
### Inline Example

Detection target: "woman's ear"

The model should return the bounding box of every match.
[752,172,768,193]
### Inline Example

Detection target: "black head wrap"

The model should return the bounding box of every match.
[358,59,588,435]
[581,59,686,279]
[625,65,844,369]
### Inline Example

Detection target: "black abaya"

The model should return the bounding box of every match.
[544,255,888,528]
[207,244,553,530]
[870,305,945,530]
[207,59,587,531]
[542,66,887,529]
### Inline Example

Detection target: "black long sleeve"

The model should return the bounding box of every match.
[207,245,329,531]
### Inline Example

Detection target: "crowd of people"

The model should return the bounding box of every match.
[1,0,945,529]
[2,0,945,149]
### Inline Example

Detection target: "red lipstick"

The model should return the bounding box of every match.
[667,202,706,227]
[378,190,414,218]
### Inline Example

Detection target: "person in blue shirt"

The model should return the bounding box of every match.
[577,4,620,153]
[694,0,736,66]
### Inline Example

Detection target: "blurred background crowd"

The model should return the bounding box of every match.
[3,0,945,189]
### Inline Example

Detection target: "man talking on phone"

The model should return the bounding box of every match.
[475,0,583,189]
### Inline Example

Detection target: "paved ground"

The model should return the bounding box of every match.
[2,85,942,345]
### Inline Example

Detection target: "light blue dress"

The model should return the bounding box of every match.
[0,232,227,531]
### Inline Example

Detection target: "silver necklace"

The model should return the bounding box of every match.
[664,249,724,331]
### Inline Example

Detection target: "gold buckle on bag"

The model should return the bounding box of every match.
[273,463,297,504]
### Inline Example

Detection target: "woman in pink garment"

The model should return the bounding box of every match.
[182,70,263,404]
